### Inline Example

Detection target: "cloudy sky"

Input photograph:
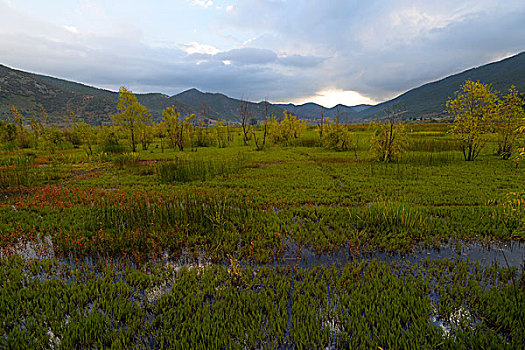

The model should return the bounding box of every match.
[1,0,524,107]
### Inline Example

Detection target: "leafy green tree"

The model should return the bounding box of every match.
[74,122,97,156]
[30,117,43,149]
[163,105,188,151]
[39,104,50,126]
[154,121,167,153]
[369,104,408,162]
[495,86,525,159]
[322,117,354,151]
[446,80,498,161]
[369,120,408,162]
[281,111,307,140]
[41,125,63,153]
[99,125,124,153]
[0,120,16,144]
[10,106,31,148]
[11,106,23,139]
[138,123,153,151]
[268,111,307,144]
[112,86,151,152]
[192,118,213,147]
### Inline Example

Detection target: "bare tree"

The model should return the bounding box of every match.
[254,98,269,151]
[239,98,251,146]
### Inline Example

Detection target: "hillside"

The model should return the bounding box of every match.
[0,65,116,125]
[0,65,213,125]
[355,51,525,121]
[0,65,287,124]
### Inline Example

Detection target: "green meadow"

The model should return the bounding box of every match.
[1,123,524,348]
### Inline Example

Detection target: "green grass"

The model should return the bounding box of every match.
[157,156,245,183]
[1,123,524,348]
[1,256,523,348]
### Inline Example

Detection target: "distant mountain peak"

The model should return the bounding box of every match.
[178,88,202,95]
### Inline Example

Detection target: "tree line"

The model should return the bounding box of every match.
[1,82,524,163]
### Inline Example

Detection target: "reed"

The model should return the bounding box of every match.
[157,156,244,183]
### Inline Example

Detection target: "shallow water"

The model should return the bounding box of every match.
[4,234,524,271]
[272,239,525,269]
[4,236,523,349]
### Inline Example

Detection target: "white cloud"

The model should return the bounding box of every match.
[226,4,234,12]
[181,41,220,55]
[192,0,213,9]
[62,25,79,34]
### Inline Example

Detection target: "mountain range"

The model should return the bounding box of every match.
[0,51,523,125]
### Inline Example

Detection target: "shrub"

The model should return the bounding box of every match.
[369,120,408,162]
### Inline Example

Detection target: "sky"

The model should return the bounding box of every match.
[0,0,524,108]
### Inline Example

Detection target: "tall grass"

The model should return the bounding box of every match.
[157,157,245,183]
[60,190,282,262]
[402,151,463,166]
[0,153,36,166]
[100,143,126,154]
[113,152,140,168]
[0,164,70,188]
[407,138,459,152]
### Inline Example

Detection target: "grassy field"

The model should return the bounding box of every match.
[1,124,524,348]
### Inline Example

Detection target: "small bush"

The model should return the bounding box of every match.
[323,122,354,151]
[370,120,408,162]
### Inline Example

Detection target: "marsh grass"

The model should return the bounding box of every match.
[0,153,35,166]
[113,152,140,168]
[157,156,245,183]
[407,137,459,152]
[0,163,71,188]
[1,256,523,348]
[100,142,126,154]
[402,151,463,166]
[22,189,282,263]
[2,122,525,348]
